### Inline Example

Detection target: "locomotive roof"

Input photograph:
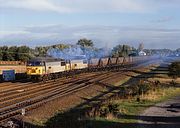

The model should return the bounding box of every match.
[29,57,65,62]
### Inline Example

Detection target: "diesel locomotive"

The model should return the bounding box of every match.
[26,57,88,80]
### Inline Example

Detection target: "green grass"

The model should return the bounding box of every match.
[123,87,180,115]
[156,87,180,101]
[116,100,155,115]
[93,116,138,123]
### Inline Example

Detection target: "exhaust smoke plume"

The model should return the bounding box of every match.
[47,45,111,60]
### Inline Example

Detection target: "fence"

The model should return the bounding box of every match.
[0,61,26,65]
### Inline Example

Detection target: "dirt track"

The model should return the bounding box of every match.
[139,95,180,128]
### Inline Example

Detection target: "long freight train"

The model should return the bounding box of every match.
[26,56,154,81]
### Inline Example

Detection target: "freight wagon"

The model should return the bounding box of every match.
[0,61,27,81]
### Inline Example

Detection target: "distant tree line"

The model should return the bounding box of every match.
[0,38,179,61]
[0,44,70,61]
[0,46,32,61]
[143,49,173,56]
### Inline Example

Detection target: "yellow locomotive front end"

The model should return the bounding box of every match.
[26,61,45,80]
[27,66,45,75]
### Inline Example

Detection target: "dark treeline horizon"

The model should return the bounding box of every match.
[0,39,180,61]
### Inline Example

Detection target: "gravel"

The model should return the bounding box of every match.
[139,95,180,128]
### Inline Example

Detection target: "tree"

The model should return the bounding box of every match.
[138,43,144,51]
[1,46,10,61]
[52,44,70,50]
[34,46,48,57]
[8,46,18,61]
[111,44,135,57]
[0,47,3,60]
[17,46,31,61]
[77,38,94,48]
[169,62,180,78]
[176,48,180,52]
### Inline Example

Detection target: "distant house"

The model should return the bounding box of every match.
[175,53,179,57]
[139,51,147,56]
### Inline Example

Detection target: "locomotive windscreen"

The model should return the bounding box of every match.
[27,61,44,66]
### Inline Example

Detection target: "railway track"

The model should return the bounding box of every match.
[0,66,128,98]
[0,72,97,94]
[0,57,168,125]
[0,70,126,124]
[0,71,123,107]
[0,73,103,108]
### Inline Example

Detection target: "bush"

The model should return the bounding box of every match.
[137,80,151,95]
[99,103,119,117]
[169,61,180,78]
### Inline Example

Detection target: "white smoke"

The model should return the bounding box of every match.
[47,45,111,60]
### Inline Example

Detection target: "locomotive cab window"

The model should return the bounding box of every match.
[83,60,87,64]
[61,61,66,66]
[27,61,44,66]
[66,60,70,64]
[27,61,33,66]
[35,61,44,66]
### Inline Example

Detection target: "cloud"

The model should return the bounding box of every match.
[152,0,180,7]
[0,0,72,13]
[1,25,180,49]
[0,0,149,13]
[152,16,174,23]
[1,0,180,13]
[61,0,147,13]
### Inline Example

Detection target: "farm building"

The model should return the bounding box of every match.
[138,51,147,56]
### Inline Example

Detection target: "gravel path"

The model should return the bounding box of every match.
[139,95,180,128]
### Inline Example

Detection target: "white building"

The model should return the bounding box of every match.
[139,51,147,56]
